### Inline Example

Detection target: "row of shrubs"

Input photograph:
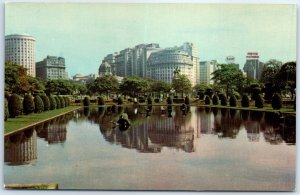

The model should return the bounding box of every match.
[203,93,283,110]
[5,93,71,121]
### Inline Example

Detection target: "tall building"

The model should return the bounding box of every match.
[199,60,218,84]
[147,43,199,86]
[5,34,36,77]
[180,42,199,84]
[99,61,112,76]
[115,48,132,77]
[102,53,118,75]
[36,56,69,80]
[225,55,239,70]
[243,52,264,80]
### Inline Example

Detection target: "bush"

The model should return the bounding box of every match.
[198,90,205,100]
[34,95,44,113]
[229,95,237,107]
[64,96,70,107]
[117,97,123,105]
[5,98,9,121]
[83,97,90,106]
[23,94,35,115]
[241,94,250,107]
[5,91,10,100]
[59,96,65,108]
[8,94,22,118]
[219,93,227,106]
[154,98,160,103]
[55,96,61,109]
[252,87,261,101]
[272,93,282,110]
[167,96,173,105]
[204,96,211,105]
[98,96,105,105]
[212,95,219,105]
[255,95,264,108]
[184,96,190,105]
[147,96,153,105]
[49,95,56,110]
[41,94,50,111]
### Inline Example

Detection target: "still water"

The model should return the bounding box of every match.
[4,106,296,191]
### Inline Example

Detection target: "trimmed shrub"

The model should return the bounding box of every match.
[184,96,190,105]
[117,96,123,105]
[198,90,205,100]
[41,94,50,111]
[23,94,35,115]
[83,97,90,106]
[98,96,105,105]
[59,96,65,108]
[5,98,9,121]
[147,96,153,105]
[272,93,282,110]
[204,96,211,105]
[49,95,56,110]
[167,96,173,105]
[8,94,22,118]
[34,95,44,113]
[219,93,227,106]
[64,96,70,107]
[251,87,261,101]
[232,91,240,100]
[55,96,61,109]
[255,95,264,108]
[212,95,219,105]
[241,94,250,107]
[229,95,237,107]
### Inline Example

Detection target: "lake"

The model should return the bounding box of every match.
[3,106,296,191]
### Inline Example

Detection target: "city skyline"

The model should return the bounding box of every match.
[5,3,297,77]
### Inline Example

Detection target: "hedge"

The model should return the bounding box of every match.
[212,95,219,105]
[41,94,50,111]
[8,94,22,118]
[59,96,65,108]
[55,96,61,109]
[255,95,264,108]
[34,95,44,113]
[49,95,57,110]
[23,94,35,115]
[241,94,250,107]
[219,93,227,106]
[229,95,237,107]
[204,96,211,105]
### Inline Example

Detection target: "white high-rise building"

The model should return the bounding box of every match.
[5,34,36,77]
[199,60,218,85]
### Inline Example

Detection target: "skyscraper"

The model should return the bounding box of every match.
[243,52,264,80]
[199,60,218,84]
[5,34,36,77]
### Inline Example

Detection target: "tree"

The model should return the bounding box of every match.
[255,95,264,108]
[34,95,44,113]
[5,62,30,94]
[212,95,219,105]
[45,79,74,95]
[219,93,227,106]
[92,75,119,98]
[8,94,22,118]
[151,80,172,96]
[5,98,9,121]
[98,96,105,105]
[49,95,57,110]
[211,64,244,98]
[83,97,90,106]
[204,96,211,105]
[59,96,65,108]
[272,93,282,110]
[41,94,50,111]
[241,94,250,107]
[229,95,237,107]
[172,74,192,97]
[23,94,35,115]
[194,83,210,99]
[27,76,46,94]
[119,76,149,97]
[278,61,296,99]
[55,96,61,109]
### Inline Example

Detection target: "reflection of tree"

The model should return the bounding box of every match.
[5,128,37,165]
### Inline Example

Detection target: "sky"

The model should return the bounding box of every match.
[5,2,297,77]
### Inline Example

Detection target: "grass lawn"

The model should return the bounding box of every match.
[4,106,80,135]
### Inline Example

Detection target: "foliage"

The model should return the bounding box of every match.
[83,97,90,106]
[255,95,264,108]
[40,94,50,111]
[28,76,45,94]
[74,83,88,95]
[272,93,282,110]
[229,95,237,107]
[119,76,149,97]
[45,79,74,95]
[49,95,57,110]
[151,80,172,93]
[5,62,30,94]
[59,96,65,108]
[23,94,35,115]
[172,74,192,97]
[241,94,250,107]
[147,96,153,105]
[260,59,282,84]
[278,61,296,99]
[204,96,211,105]
[8,94,22,118]
[90,75,119,97]
[167,96,173,105]
[211,64,244,98]
[98,96,105,105]
[55,96,61,109]
[184,96,190,105]
[251,87,261,101]
[5,98,9,121]
[5,91,10,100]
[117,96,123,105]
[219,93,227,106]
[212,95,219,105]
[34,95,44,113]
[64,96,70,107]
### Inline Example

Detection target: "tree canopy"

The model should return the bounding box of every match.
[172,74,192,97]
[119,76,149,97]
[90,75,119,97]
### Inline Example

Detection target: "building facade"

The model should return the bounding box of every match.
[73,74,98,84]
[99,61,113,76]
[115,48,132,77]
[243,52,264,80]
[199,60,218,84]
[36,56,68,80]
[147,46,196,86]
[5,34,36,77]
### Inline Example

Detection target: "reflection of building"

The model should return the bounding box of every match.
[199,60,217,84]
[199,110,214,134]
[243,52,264,80]
[5,34,36,77]
[5,129,37,165]
[36,56,69,80]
